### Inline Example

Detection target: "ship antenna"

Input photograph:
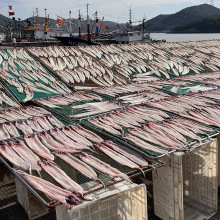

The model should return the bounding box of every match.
[129,7,132,26]
[95,11,99,36]
[86,4,91,41]
[78,10,81,38]
[36,8,39,29]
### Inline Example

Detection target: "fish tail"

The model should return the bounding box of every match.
[78,193,93,201]
[138,168,145,178]
[97,179,106,190]
[29,166,32,175]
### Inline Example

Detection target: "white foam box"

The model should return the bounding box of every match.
[153,139,218,220]
[56,182,147,220]
[216,134,220,186]
[15,177,49,220]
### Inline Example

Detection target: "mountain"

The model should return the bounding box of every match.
[173,16,220,32]
[145,4,220,32]
[0,14,13,32]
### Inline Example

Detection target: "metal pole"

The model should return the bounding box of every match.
[78,10,81,38]
[86,4,90,41]
[95,11,99,36]
[69,10,71,35]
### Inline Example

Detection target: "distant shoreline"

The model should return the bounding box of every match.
[151,31,220,34]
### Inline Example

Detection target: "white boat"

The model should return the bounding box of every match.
[115,30,151,44]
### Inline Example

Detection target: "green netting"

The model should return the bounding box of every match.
[28,134,137,192]
[81,119,169,157]
[0,49,66,102]
[81,113,219,158]
[0,84,20,110]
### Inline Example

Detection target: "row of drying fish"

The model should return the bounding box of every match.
[177,105,220,128]
[1,122,148,207]
[1,124,147,172]
[0,48,34,64]
[178,71,220,82]
[116,90,170,105]
[0,115,64,140]
[0,49,72,102]
[68,101,121,119]
[27,43,191,87]
[156,40,220,72]
[26,41,220,90]
[87,108,215,155]
[36,98,120,119]
[35,92,102,109]
[146,94,216,112]
[170,84,217,94]
[92,81,162,97]
[29,46,128,87]
[13,41,220,89]
[0,106,51,123]
[0,89,19,109]
[87,105,170,135]
[14,137,148,208]
[0,125,103,169]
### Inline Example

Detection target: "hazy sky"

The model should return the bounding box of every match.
[1,0,219,23]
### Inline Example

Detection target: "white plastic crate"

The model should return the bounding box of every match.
[217,135,220,186]
[15,176,49,220]
[56,182,147,220]
[153,139,218,220]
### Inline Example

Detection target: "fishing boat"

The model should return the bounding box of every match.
[55,7,152,46]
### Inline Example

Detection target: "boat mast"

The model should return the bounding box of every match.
[36,8,39,29]
[69,10,71,34]
[95,11,99,36]
[86,4,90,41]
[78,10,81,38]
[129,7,132,26]
[44,8,49,31]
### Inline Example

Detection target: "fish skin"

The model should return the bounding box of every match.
[26,118,44,132]
[47,115,64,128]
[4,122,20,137]
[0,141,30,170]
[0,91,19,107]
[23,87,34,102]
[71,125,103,143]
[78,152,131,183]
[24,133,54,160]
[128,127,178,150]
[39,160,85,197]
[15,120,33,134]
[62,126,93,147]
[54,152,98,181]
[15,170,81,209]
[11,78,23,93]
[122,133,169,155]
[0,124,10,140]
[50,128,92,151]
[87,118,121,135]
[10,140,41,171]
[38,131,79,153]
[0,54,2,65]
[34,116,54,131]
[103,140,148,167]
[95,143,140,170]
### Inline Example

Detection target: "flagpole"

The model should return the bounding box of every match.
[69,11,71,35]
[86,4,90,41]
[78,10,81,38]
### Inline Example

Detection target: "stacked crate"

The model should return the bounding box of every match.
[153,139,218,220]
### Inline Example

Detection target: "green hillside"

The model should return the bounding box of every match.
[146,4,220,32]
[173,16,220,32]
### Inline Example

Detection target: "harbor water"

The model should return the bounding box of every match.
[151,33,220,42]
